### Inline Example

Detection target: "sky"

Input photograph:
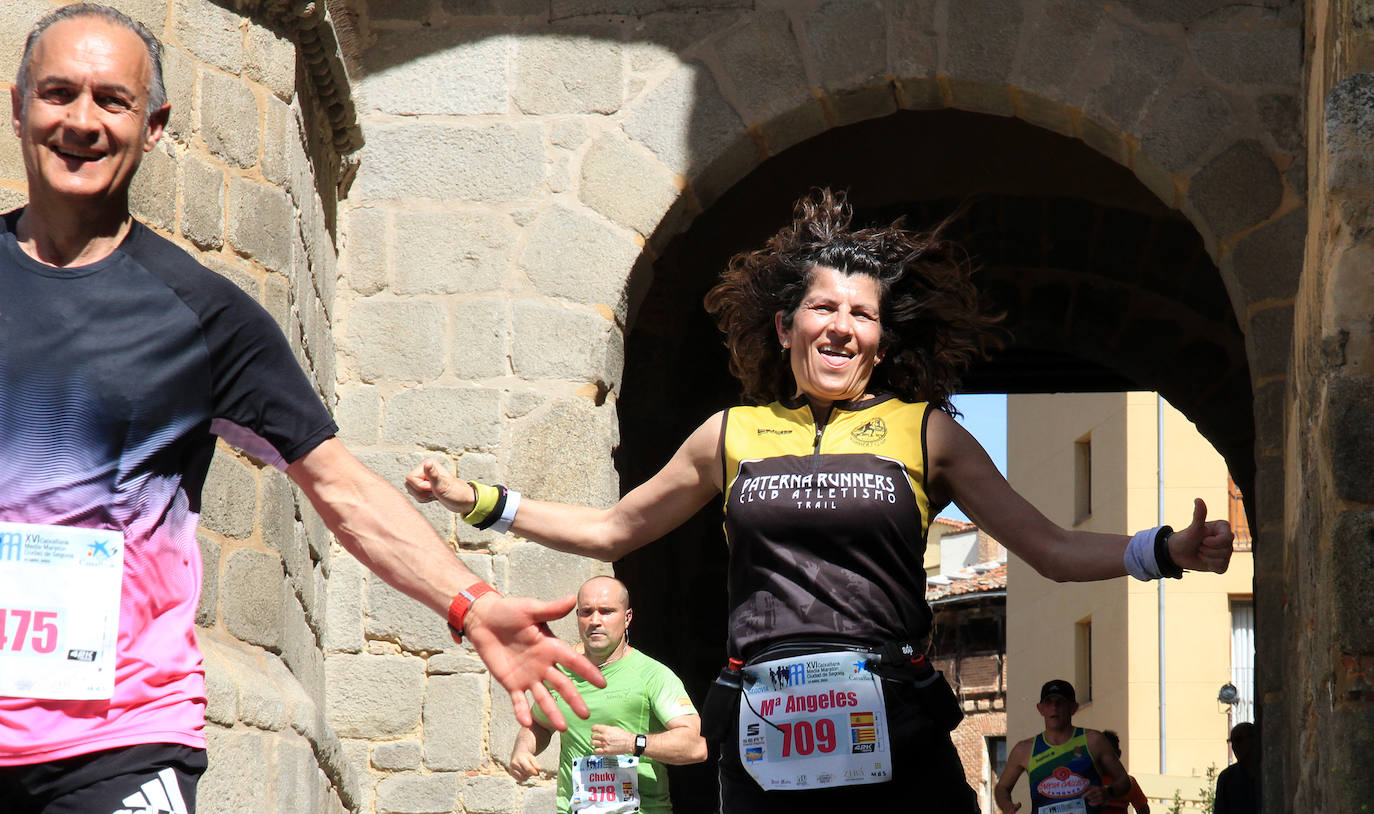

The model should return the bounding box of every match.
[942,393,1007,523]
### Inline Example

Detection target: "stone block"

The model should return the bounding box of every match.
[261,97,293,187]
[621,61,754,204]
[549,118,589,149]
[946,0,1024,84]
[372,740,423,771]
[422,673,487,770]
[1010,0,1106,101]
[383,386,502,451]
[1325,376,1374,505]
[174,0,244,75]
[162,45,196,145]
[223,549,285,651]
[447,297,509,380]
[887,0,937,79]
[0,2,51,78]
[519,205,639,314]
[1187,139,1283,240]
[325,653,426,738]
[514,36,622,115]
[199,71,261,169]
[463,774,520,814]
[1084,27,1182,130]
[427,650,487,675]
[1326,74,1374,194]
[354,122,545,202]
[521,783,559,813]
[197,534,221,627]
[263,651,324,741]
[272,735,319,814]
[806,0,887,89]
[1138,85,1233,173]
[335,384,382,446]
[712,12,810,124]
[1013,89,1076,139]
[374,772,459,814]
[228,177,294,273]
[510,301,618,384]
[129,142,176,231]
[365,573,453,655]
[180,153,225,250]
[345,299,447,384]
[946,79,1013,117]
[1332,511,1374,651]
[830,82,900,127]
[260,468,296,557]
[244,25,297,102]
[1190,21,1301,88]
[1229,206,1305,303]
[235,651,289,731]
[343,206,390,296]
[580,132,680,238]
[393,211,517,295]
[201,730,271,812]
[1259,93,1303,153]
[361,29,511,116]
[201,451,256,539]
[279,579,325,699]
[894,76,944,111]
[323,550,366,654]
[200,637,238,726]
[507,396,621,505]
[758,100,831,156]
[0,121,23,183]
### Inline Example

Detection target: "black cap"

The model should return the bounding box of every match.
[1040,679,1076,703]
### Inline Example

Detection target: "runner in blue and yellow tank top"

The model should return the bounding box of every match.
[996,680,1131,813]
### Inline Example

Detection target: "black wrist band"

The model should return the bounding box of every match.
[1154,525,1182,578]
[634,733,647,756]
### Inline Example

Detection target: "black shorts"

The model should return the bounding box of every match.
[0,743,207,814]
[717,666,980,814]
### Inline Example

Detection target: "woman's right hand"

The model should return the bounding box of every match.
[404,458,475,515]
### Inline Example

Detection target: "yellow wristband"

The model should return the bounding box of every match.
[461,481,501,526]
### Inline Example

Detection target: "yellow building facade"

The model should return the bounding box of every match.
[1004,392,1255,810]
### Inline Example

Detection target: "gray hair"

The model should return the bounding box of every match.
[16,4,167,119]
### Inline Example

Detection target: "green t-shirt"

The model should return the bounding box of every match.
[532,648,698,814]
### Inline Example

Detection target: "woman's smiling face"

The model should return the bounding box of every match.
[776,265,885,408]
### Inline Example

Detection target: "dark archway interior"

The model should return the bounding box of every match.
[613,110,1253,809]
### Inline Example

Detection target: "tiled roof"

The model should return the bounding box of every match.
[932,516,978,532]
[926,562,1008,601]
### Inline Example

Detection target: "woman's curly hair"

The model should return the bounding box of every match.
[703,188,1004,414]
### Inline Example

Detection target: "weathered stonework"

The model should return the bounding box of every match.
[3,0,1364,812]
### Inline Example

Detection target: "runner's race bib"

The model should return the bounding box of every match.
[0,522,123,699]
[571,754,640,813]
[737,650,892,790]
[1040,798,1089,814]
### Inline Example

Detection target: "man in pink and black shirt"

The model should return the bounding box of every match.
[0,6,601,812]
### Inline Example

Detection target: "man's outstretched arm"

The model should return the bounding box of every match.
[286,438,605,728]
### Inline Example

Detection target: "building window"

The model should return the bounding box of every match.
[1075,617,1093,704]
[987,735,1008,780]
[1074,434,1092,524]
[1230,597,1255,724]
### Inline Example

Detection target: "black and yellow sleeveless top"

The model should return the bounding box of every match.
[721,395,935,659]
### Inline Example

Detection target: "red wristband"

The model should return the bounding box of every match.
[447,582,499,644]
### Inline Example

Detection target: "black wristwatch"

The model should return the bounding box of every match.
[633,734,647,756]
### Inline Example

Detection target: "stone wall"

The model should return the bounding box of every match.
[1,1,350,811]
[8,0,1368,811]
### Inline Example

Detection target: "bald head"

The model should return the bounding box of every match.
[578,575,630,609]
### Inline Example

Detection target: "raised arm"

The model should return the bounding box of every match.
[288,437,605,729]
[926,409,1233,582]
[407,412,726,561]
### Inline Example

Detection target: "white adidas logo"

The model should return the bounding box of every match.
[110,767,189,814]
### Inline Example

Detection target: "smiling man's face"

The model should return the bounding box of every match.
[11,16,165,210]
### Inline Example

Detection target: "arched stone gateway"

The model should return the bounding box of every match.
[2,0,1370,812]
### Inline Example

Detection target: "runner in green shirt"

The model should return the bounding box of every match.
[509,577,707,813]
